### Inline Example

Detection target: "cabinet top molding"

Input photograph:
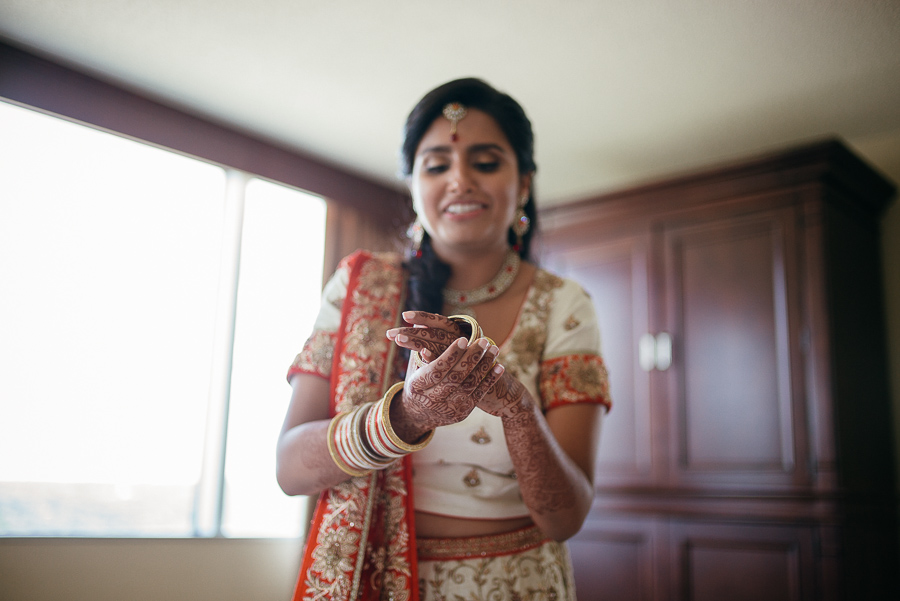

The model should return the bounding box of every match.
[541,139,895,228]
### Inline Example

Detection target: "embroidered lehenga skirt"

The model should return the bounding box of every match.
[416,525,576,601]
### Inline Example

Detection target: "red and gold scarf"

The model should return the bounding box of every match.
[291,250,418,601]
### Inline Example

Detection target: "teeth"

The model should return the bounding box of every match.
[446,203,483,214]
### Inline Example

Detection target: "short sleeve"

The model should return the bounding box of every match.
[285,262,349,383]
[539,280,612,411]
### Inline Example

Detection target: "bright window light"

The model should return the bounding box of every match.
[0,101,224,535]
[0,100,326,538]
[223,178,325,537]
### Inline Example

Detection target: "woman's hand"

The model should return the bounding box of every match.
[386,310,466,363]
[386,312,504,442]
[477,369,530,419]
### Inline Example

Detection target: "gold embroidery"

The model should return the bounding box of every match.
[502,270,564,409]
[298,252,417,601]
[510,327,543,367]
[344,302,386,360]
[564,314,580,330]
[417,525,548,559]
[572,359,605,393]
[357,259,402,299]
[471,427,491,444]
[417,528,575,601]
[540,354,611,410]
[287,330,336,380]
[463,469,481,487]
[364,463,414,601]
[304,477,371,600]
[310,526,359,587]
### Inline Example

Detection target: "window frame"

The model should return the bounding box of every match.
[0,41,407,538]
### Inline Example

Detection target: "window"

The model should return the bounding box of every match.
[221,177,325,537]
[0,100,324,537]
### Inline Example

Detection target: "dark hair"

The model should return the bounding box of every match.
[401,78,538,314]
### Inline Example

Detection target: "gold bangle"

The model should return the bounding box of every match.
[453,316,498,367]
[379,382,433,452]
[411,314,484,368]
[448,314,483,344]
[366,399,405,459]
[326,412,371,477]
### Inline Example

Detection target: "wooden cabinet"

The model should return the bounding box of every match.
[570,515,819,601]
[538,140,898,600]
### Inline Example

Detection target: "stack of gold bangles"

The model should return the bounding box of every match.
[411,314,495,369]
[327,382,434,477]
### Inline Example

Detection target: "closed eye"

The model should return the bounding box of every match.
[474,161,500,173]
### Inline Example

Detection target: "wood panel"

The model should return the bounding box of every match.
[669,521,814,601]
[661,207,805,489]
[322,200,407,282]
[542,233,656,486]
[569,516,660,601]
[539,140,898,600]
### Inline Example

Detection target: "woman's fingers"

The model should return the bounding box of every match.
[414,337,468,386]
[477,369,528,418]
[457,339,500,392]
[389,328,454,358]
[402,338,471,429]
[387,311,464,357]
[398,336,503,430]
[415,338,497,392]
[401,311,461,332]
[473,362,505,400]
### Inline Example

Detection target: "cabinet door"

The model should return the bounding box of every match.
[658,206,809,490]
[668,520,817,601]
[542,232,657,487]
[569,515,664,601]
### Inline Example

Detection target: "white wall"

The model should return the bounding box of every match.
[0,538,303,601]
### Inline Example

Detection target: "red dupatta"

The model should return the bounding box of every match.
[291,251,419,601]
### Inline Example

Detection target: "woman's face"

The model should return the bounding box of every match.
[408,108,531,258]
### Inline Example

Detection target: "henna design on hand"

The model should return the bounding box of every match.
[389,337,503,443]
[508,428,576,516]
[495,386,580,517]
[386,311,464,360]
[478,370,528,418]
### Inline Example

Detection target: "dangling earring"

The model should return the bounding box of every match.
[407,217,424,258]
[512,195,530,252]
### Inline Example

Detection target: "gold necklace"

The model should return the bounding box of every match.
[443,250,520,316]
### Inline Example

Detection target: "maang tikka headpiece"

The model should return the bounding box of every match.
[442,102,467,142]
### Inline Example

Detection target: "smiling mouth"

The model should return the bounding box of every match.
[445,203,485,215]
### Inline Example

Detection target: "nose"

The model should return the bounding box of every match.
[448,161,475,194]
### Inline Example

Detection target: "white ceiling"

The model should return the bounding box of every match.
[2,0,899,205]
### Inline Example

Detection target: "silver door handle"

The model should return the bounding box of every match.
[638,332,673,372]
[639,333,656,372]
[655,332,672,371]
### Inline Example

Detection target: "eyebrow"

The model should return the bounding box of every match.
[417,142,508,156]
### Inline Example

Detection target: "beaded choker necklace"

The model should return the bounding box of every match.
[443,250,521,316]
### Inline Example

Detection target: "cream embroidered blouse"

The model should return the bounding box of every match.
[288,257,611,520]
